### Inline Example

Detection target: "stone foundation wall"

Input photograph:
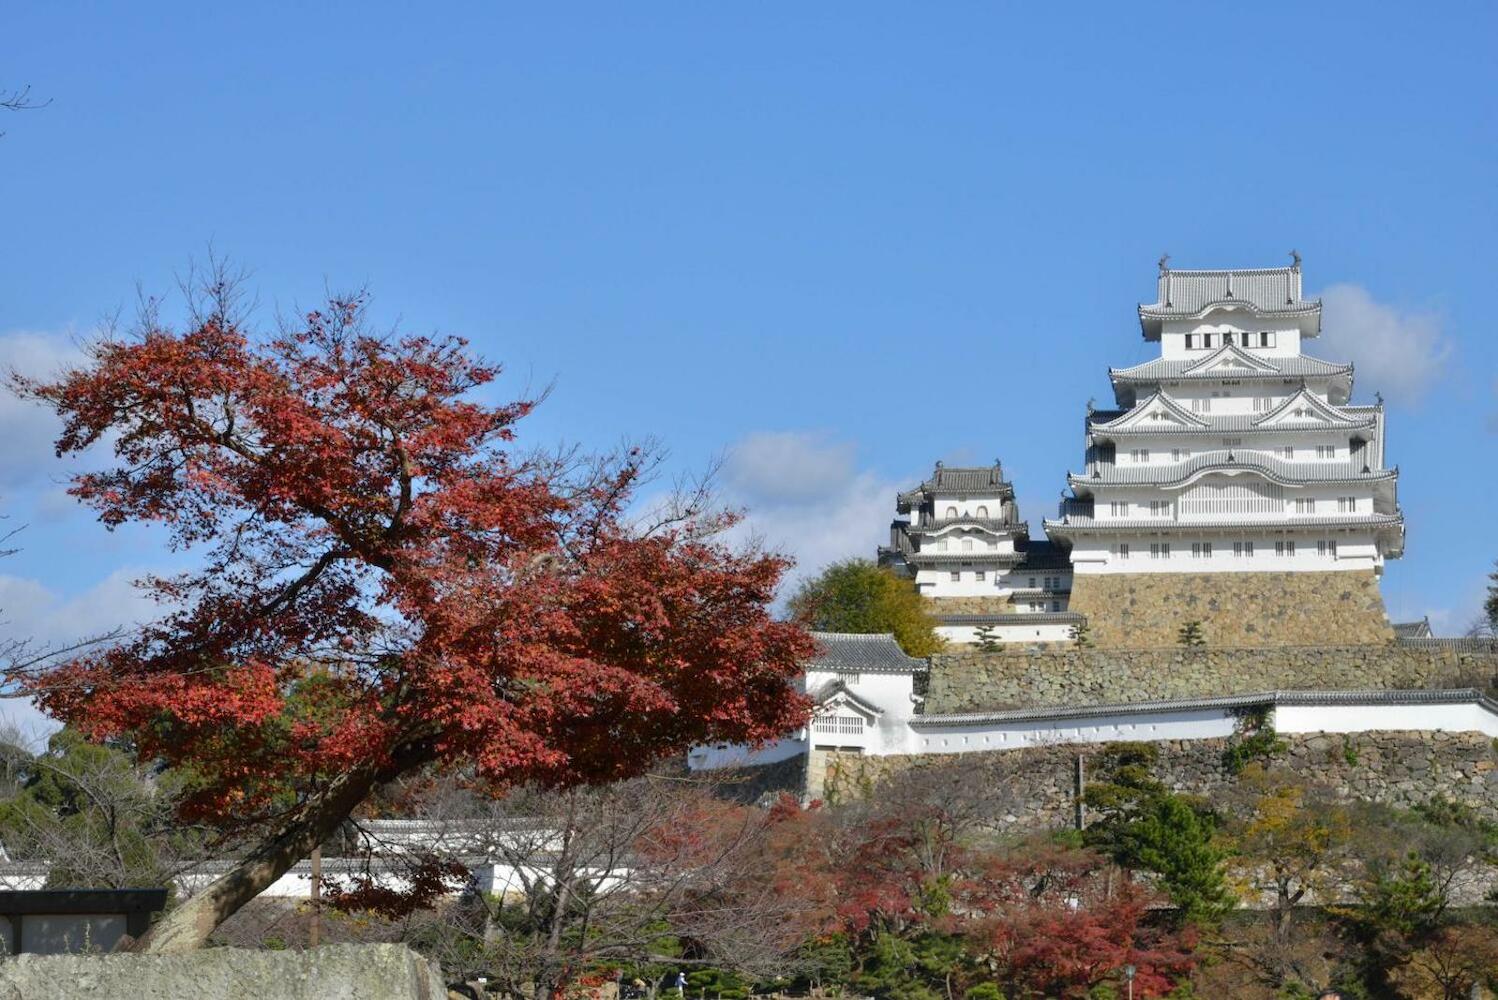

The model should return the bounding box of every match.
[925,644,1498,712]
[815,731,1498,827]
[1066,569,1393,647]
[925,596,1027,615]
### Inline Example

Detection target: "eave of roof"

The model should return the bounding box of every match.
[911,688,1497,729]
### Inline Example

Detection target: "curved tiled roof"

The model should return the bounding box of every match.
[1110,352,1351,384]
[898,462,1015,506]
[1090,404,1378,437]
[1068,449,1397,490]
[1137,265,1321,338]
[1044,512,1404,534]
[911,688,1497,728]
[807,632,926,673]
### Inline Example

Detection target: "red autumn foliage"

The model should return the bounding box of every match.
[8,285,813,945]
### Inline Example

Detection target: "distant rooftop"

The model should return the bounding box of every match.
[897,461,1014,509]
[1138,257,1321,339]
[807,632,926,672]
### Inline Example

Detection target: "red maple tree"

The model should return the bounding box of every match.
[9,284,813,951]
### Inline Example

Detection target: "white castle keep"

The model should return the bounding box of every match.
[882,256,1406,647]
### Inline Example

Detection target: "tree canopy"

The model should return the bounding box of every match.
[788,559,944,657]
[7,277,813,951]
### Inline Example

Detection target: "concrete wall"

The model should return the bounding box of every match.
[0,943,447,1000]
[925,643,1498,713]
[1064,569,1393,646]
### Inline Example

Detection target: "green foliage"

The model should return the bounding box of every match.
[1176,619,1205,647]
[1068,619,1093,647]
[1221,707,1286,776]
[789,559,945,657]
[1082,743,1232,927]
[1119,795,1235,927]
[974,624,1001,652]
[852,928,967,1000]
[964,983,1005,1000]
[1340,736,1359,768]
[685,968,751,1000]
[0,728,194,890]
[1352,854,1444,942]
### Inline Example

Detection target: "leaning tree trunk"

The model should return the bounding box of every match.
[134,765,385,953]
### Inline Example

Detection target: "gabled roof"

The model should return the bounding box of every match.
[1251,386,1366,429]
[1393,617,1433,639]
[807,632,926,673]
[1090,392,1209,431]
[1138,264,1322,339]
[1181,342,1283,376]
[1110,352,1352,384]
[807,679,885,718]
[1089,404,1378,438]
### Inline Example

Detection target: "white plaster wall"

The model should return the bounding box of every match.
[914,707,1239,755]
[1159,315,1305,359]
[936,622,1075,645]
[1066,530,1381,575]
[1275,702,1498,738]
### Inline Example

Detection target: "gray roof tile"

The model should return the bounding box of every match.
[807,632,926,672]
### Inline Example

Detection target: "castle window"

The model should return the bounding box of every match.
[1259,332,1276,348]
[1185,333,1199,349]
[1191,542,1212,559]
[1280,446,1295,459]
[975,570,985,582]
[961,538,974,552]
[1149,500,1169,517]
[1275,540,1297,557]
[1294,498,1317,514]
[1316,445,1336,459]
[1253,396,1272,412]
[1203,333,1216,349]
[1131,449,1150,463]
[1191,398,1212,413]
[1233,540,1254,558]
[1338,496,1357,513]
[1051,601,1061,612]
[975,505,988,518]
[945,506,958,518]
[1116,544,1130,561]
[1110,501,1128,517]
[937,538,949,551]
[950,571,961,582]
[1318,539,1338,558]
[1150,542,1170,560]
[1028,576,1037,587]
[1239,332,1253,347]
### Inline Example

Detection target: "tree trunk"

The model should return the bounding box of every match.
[134,764,384,953]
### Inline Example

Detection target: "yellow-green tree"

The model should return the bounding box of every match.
[788,560,944,657]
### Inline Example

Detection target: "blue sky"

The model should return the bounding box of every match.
[1,4,1495,729]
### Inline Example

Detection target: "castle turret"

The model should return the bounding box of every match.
[880,461,1080,644]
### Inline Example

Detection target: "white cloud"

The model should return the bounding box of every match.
[0,330,87,489]
[721,431,902,600]
[0,567,162,735]
[724,431,858,505]
[1317,284,1451,406]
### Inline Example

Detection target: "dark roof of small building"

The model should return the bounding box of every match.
[807,632,926,673]
[898,462,1014,506]
[1013,538,1072,570]
[1392,617,1433,639]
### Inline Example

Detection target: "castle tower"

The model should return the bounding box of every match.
[1044,258,1404,646]
[879,461,1079,644]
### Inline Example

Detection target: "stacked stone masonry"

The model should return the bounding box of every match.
[814,731,1498,828]
[1065,570,1394,647]
[925,644,1498,713]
